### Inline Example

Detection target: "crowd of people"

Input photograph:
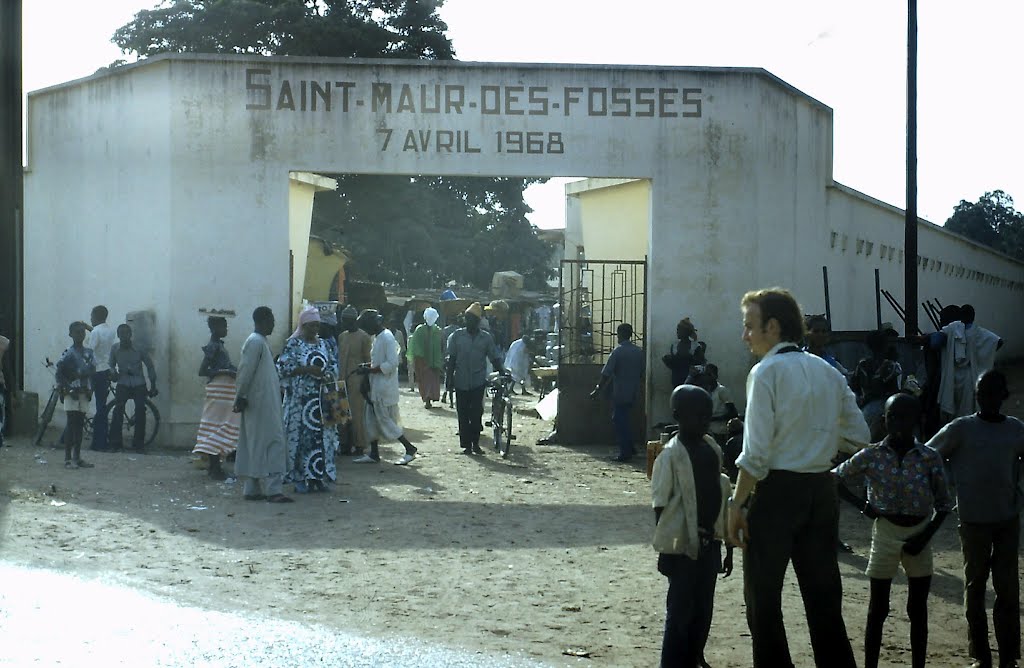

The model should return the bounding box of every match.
[189,300,523,501]
[18,297,547,494]
[40,307,159,469]
[2,286,1018,668]
[650,288,1019,668]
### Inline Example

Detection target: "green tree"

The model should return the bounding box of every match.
[944,190,1024,261]
[312,175,552,290]
[113,0,453,59]
[113,0,553,290]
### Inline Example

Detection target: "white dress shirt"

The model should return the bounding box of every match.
[369,329,401,406]
[86,322,117,373]
[735,341,870,480]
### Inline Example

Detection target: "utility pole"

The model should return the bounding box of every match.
[0,0,24,389]
[904,0,919,336]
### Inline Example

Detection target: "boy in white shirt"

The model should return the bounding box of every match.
[652,384,733,667]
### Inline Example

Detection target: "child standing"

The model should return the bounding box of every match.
[927,370,1023,668]
[850,329,903,441]
[56,322,97,469]
[722,417,744,483]
[702,364,738,446]
[834,393,952,668]
[651,384,733,667]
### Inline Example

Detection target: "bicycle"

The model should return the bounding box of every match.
[84,392,161,449]
[33,358,60,446]
[34,357,161,448]
[485,371,516,458]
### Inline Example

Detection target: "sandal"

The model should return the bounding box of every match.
[266,494,294,503]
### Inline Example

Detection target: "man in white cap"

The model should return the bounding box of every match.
[353,309,419,465]
[446,302,507,455]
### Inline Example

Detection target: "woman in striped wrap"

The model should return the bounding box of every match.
[193,317,239,479]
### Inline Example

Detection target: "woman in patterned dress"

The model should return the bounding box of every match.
[277,306,339,493]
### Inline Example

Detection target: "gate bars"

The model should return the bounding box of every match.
[558,259,647,366]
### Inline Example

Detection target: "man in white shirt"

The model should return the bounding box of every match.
[504,332,533,395]
[727,287,869,668]
[85,305,117,451]
[353,310,418,466]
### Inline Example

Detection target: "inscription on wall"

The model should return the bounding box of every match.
[243,67,704,155]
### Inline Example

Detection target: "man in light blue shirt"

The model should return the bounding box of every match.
[446,303,506,455]
[591,323,645,462]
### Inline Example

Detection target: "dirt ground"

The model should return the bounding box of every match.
[1,371,1022,667]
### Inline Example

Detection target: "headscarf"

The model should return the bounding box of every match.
[465,302,483,318]
[423,307,439,327]
[290,305,321,339]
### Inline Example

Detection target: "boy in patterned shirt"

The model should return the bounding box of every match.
[56,321,97,469]
[833,393,952,668]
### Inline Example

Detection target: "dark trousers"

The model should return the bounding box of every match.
[455,386,485,450]
[959,517,1021,664]
[64,410,85,463]
[89,371,111,450]
[612,401,634,458]
[109,384,147,449]
[743,470,856,668]
[660,544,721,667]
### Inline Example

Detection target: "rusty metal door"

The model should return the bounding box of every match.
[557,259,647,445]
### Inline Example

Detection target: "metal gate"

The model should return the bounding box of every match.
[557,259,647,445]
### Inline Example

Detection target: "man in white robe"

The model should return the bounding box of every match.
[504,333,532,395]
[233,307,291,503]
[353,309,419,466]
[936,304,1003,419]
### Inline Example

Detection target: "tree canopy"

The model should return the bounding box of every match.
[113,0,454,60]
[944,190,1024,262]
[113,0,554,290]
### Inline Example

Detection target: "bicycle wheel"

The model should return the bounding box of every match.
[83,412,94,442]
[491,395,504,453]
[143,400,161,447]
[500,398,514,458]
[33,389,60,446]
[108,397,161,448]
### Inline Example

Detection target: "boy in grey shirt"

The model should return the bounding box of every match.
[108,324,158,452]
[927,370,1023,668]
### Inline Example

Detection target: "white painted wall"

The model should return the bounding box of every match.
[24,54,1023,442]
[824,184,1024,336]
[25,62,173,431]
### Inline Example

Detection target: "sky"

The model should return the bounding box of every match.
[22,0,1024,230]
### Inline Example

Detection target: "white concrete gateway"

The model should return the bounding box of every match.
[25,54,1024,442]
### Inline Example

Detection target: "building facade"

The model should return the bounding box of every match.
[23,54,1023,442]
